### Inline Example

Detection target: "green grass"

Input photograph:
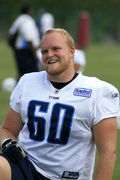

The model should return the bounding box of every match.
[0,40,17,119]
[0,41,120,179]
[84,44,120,90]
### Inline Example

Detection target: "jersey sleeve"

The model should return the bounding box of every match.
[9,16,22,35]
[92,82,120,125]
[10,75,25,113]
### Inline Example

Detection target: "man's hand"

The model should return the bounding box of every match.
[1,139,27,163]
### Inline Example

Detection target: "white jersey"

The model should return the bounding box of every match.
[9,14,40,49]
[10,71,119,180]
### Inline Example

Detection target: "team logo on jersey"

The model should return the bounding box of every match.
[73,88,92,98]
[62,171,79,179]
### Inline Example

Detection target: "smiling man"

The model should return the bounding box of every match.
[0,28,119,180]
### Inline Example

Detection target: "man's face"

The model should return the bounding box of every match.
[41,32,74,76]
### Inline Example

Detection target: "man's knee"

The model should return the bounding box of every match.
[0,156,11,180]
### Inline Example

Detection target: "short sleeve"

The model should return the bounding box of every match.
[92,82,119,125]
[9,19,20,34]
[10,75,25,113]
[9,16,23,34]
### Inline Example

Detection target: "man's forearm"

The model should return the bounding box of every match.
[0,127,16,148]
[94,152,116,180]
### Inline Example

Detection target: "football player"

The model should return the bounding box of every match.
[0,28,119,180]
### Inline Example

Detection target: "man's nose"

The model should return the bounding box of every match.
[47,50,54,57]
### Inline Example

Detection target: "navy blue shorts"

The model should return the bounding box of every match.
[0,153,50,180]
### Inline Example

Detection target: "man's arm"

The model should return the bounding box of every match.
[28,41,40,62]
[0,107,24,147]
[93,117,117,180]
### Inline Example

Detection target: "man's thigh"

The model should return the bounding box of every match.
[0,153,51,180]
[0,153,35,180]
[0,155,11,180]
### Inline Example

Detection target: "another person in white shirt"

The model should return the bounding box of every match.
[8,5,40,81]
[37,9,54,38]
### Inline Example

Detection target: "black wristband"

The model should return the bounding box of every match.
[1,139,12,149]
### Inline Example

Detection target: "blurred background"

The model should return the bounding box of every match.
[0,1,120,179]
[0,0,120,43]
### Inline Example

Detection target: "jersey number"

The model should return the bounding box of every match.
[27,100,74,145]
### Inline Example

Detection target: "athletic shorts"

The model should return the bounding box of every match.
[0,153,50,180]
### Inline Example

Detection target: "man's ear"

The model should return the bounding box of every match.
[71,47,75,58]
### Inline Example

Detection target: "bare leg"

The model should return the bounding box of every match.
[0,156,11,180]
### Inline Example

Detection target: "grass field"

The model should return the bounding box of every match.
[0,40,120,179]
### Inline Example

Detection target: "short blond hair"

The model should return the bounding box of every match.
[41,28,75,49]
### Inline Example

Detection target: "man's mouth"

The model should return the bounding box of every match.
[47,59,58,64]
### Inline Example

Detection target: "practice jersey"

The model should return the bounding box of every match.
[10,71,119,180]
